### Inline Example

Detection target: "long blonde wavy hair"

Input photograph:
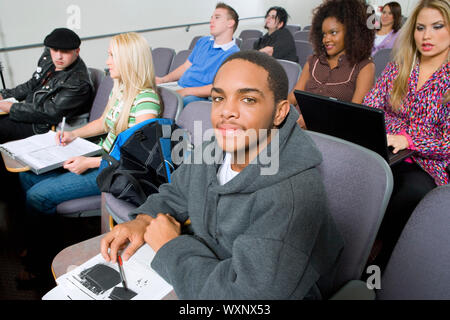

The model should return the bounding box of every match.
[102,32,161,134]
[390,0,450,110]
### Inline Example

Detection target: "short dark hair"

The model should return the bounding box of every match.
[216,2,239,33]
[383,2,403,32]
[217,51,289,104]
[266,6,290,29]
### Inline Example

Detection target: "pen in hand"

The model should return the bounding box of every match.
[59,116,66,145]
[117,255,128,291]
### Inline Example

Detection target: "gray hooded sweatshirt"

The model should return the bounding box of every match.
[130,107,344,299]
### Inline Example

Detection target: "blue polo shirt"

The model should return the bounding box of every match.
[178,36,240,88]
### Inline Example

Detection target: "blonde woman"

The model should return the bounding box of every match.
[364,0,449,268]
[20,32,161,213]
[16,32,161,285]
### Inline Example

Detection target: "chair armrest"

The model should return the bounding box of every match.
[329,280,376,300]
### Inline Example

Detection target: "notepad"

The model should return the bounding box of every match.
[42,244,173,300]
[0,131,102,174]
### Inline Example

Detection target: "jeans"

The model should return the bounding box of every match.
[182,95,209,107]
[19,168,101,215]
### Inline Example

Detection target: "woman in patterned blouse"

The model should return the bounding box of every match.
[363,0,449,269]
[16,33,162,285]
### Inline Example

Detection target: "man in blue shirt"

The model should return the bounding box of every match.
[156,2,240,106]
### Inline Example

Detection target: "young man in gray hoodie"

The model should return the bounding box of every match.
[101,51,344,300]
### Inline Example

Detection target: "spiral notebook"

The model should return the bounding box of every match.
[0,131,102,174]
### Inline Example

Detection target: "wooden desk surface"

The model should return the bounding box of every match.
[51,234,178,300]
[1,151,30,172]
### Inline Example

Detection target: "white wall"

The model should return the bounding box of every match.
[0,0,321,88]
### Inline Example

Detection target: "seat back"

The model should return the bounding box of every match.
[152,47,176,78]
[285,24,301,35]
[306,131,393,293]
[159,86,183,121]
[240,37,259,51]
[235,37,242,48]
[378,185,450,300]
[169,49,192,73]
[239,29,263,40]
[188,35,204,50]
[89,75,114,122]
[88,67,105,94]
[277,59,301,93]
[373,48,393,80]
[294,30,310,42]
[175,100,212,146]
[295,40,313,68]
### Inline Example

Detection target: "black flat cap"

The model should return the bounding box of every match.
[44,28,81,50]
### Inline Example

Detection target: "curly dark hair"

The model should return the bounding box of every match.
[309,0,374,64]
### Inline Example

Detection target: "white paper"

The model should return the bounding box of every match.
[43,244,173,300]
[0,131,101,172]
[158,82,183,91]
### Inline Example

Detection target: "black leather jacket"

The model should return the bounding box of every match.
[0,48,94,134]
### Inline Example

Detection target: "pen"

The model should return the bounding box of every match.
[59,116,66,145]
[117,255,128,291]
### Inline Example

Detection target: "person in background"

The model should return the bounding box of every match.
[253,6,298,62]
[16,32,162,289]
[372,2,403,56]
[156,2,240,106]
[0,28,93,143]
[363,0,449,269]
[0,27,94,207]
[288,0,375,127]
[101,51,344,300]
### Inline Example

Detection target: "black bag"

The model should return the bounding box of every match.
[96,118,178,206]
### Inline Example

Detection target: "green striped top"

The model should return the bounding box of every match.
[102,88,161,152]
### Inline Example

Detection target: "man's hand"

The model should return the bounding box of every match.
[155,76,164,85]
[0,101,13,113]
[259,46,274,56]
[176,87,192,97]
[101,214,153,263]
[387,134,409,154]
[144,213,181,253]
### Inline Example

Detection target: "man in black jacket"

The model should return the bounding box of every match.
[254,7,298,63]
[0,28,93,143]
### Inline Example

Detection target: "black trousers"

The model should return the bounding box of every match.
[375,161,437,269]
[0,116,35,202]
[0,116,35,143]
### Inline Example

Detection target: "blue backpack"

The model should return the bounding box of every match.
[96,118,179,206]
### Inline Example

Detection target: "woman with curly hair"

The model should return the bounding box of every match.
[288,0,375,126]
[372,2,403,56]
[364,0,449,269]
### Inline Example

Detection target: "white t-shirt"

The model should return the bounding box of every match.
[374,33,389,47]
[217,152,240,185]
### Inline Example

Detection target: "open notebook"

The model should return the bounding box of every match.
[0,131,102,174]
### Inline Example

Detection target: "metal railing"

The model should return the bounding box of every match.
[0,16,264,53]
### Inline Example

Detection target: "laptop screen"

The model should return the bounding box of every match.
[294,90,390,161]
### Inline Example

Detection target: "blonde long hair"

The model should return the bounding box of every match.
[390,0,450,110]
[102,32,161,134]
